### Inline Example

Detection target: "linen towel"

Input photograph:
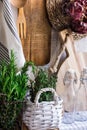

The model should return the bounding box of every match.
[0,0,25,69]
[0,42,10,65]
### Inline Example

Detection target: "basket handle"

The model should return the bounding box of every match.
[34,88,58,106]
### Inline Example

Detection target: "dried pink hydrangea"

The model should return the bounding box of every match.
[62,0,87,34]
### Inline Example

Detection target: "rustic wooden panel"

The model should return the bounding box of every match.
[22,0,51,66]
[19,0,31,61]
[31,33,50,65]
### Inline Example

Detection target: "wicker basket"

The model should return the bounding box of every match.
[46,0,87,40]
[72,32,87,40]
[23,88,63,130]
[46,0,70,31]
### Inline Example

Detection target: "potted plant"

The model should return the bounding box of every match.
[0,51,30,130]
[23,67,63,130]
[29,68,57,102]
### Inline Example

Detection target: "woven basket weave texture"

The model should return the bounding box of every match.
[23,88,63,130]
[46,0,87,40]
[72,32,87,40]
[46,0,70,31]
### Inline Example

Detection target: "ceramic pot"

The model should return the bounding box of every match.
[10,0,27,8]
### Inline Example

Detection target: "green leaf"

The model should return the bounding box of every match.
[0,50,29,129]
[30,68,57,102]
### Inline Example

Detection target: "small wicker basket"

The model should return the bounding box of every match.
[46,0,87,40]
[46,0,70,31]
[72,32,87,40]
[23,88,63,130]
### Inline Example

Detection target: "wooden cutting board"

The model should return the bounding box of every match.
[23,0,51,66]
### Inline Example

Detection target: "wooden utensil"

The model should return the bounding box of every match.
[17,7,26,39]
[10,0,27,8]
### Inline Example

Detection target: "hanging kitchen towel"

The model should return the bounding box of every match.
[0,0,25,69]
[0,1,10,65]
[0,42,10,65]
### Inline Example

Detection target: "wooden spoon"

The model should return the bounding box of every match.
[10,0,27,8]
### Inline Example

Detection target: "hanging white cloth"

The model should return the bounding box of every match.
[0,0,25,69]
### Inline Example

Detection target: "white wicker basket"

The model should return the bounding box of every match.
[23,88,63,130]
